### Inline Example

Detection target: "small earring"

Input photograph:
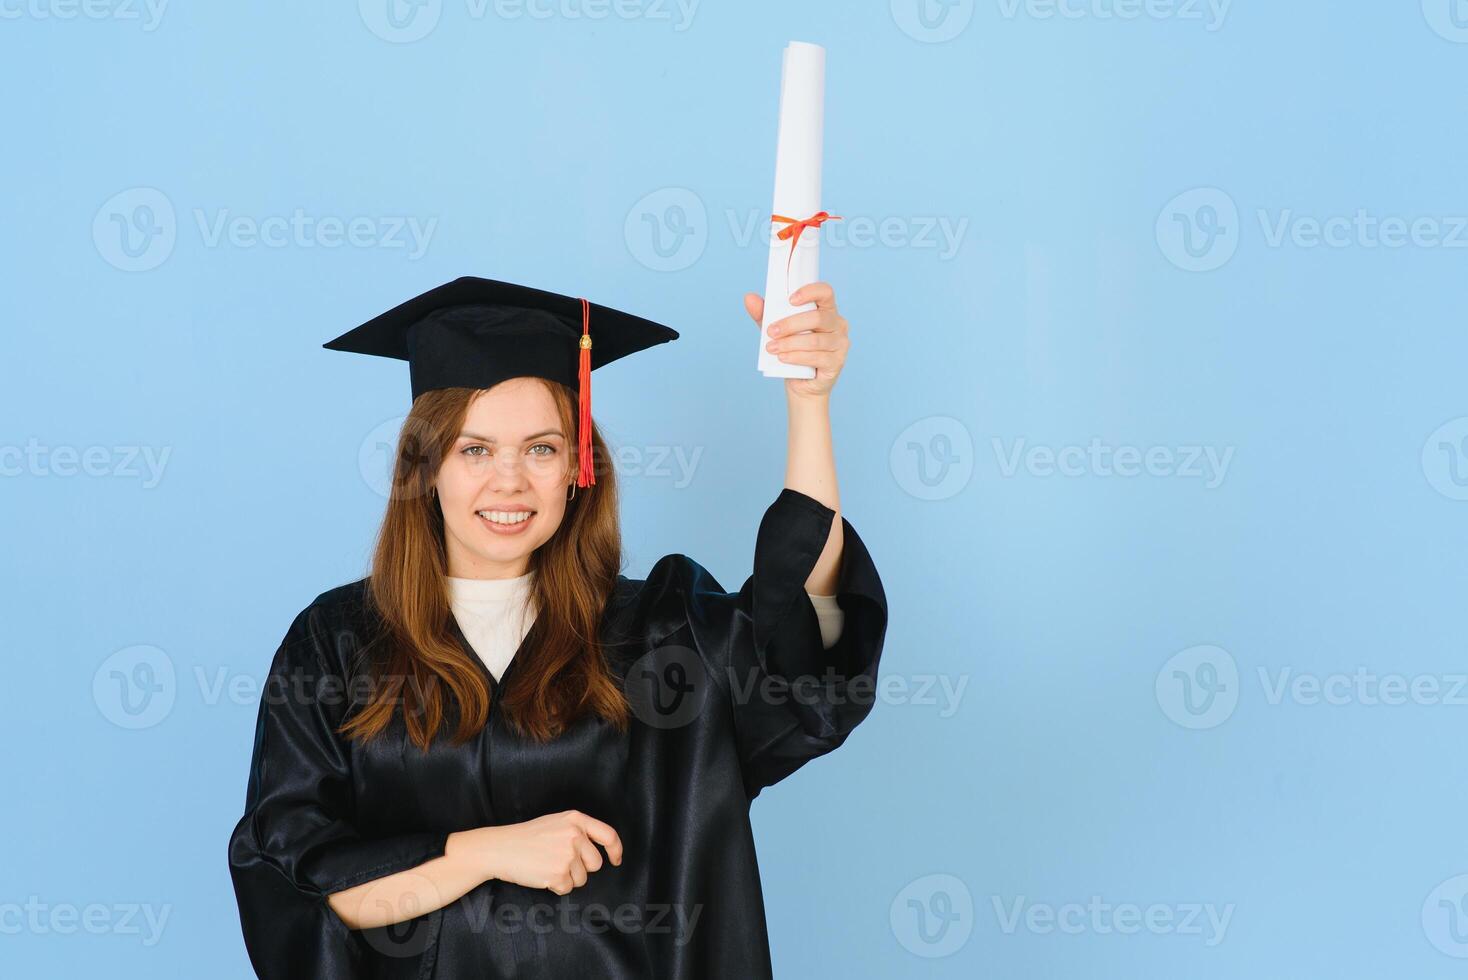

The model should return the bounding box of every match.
[430,486,438,499]
[566,483,576,501]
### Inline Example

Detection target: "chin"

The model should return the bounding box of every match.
[475,537,540,562]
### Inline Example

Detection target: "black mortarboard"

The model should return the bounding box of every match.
[323,276,679,487]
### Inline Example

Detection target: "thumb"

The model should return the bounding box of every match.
[743,292,764,327]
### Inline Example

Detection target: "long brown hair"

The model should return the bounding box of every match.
[339,380,630,749]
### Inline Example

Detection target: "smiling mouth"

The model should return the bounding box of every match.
[475,509,537,527]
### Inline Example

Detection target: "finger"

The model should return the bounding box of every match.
[568,854,588,889]
[573,814,624,866]
[743,292,764,327]
[776,349,842,369]
[768,332,840,353]
[576,836,604,874]
[788,281,837,311]
[768,310,836,336]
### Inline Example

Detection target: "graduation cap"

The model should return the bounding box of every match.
[323,276,679,488]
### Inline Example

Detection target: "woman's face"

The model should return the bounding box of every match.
[434,378,572,579]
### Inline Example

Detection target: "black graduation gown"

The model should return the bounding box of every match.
[227,487,888,979]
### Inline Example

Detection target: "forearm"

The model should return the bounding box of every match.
[326,828,493,930]
[784,391,843,593]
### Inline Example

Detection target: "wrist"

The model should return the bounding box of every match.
[447,827,501,884]
[786,389,830,413]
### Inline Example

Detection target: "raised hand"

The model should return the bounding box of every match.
[743,281,851,399]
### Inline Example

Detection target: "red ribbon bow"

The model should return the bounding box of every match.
[771,210,841,294]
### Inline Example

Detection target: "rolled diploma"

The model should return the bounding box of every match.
[758,41,826,380]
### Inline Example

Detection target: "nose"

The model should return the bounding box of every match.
[484,448,532,488]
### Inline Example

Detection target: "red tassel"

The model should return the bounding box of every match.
[577,297,594,488]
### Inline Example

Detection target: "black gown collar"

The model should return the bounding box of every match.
[445,607,531,696]
[443,572,637,697]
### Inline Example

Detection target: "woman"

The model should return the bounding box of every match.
[227,276,888,979]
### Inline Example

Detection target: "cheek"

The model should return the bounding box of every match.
[526,463,569,520]
[525,453,567,487]
[435,459,474,502]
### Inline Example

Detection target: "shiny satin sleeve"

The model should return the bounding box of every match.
[685,487,889,799]
[226,602,449,979]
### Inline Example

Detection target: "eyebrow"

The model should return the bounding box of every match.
[457,429,565,443]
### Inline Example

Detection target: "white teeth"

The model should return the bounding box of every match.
[477,510,533,525]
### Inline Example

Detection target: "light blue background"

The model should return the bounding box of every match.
[3,0,1466,976]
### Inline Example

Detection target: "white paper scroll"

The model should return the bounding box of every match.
[758,41,829,380]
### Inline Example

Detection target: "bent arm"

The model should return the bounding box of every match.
[683,487,888,798]
[330,810,624,929]
[327,828,494,930]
